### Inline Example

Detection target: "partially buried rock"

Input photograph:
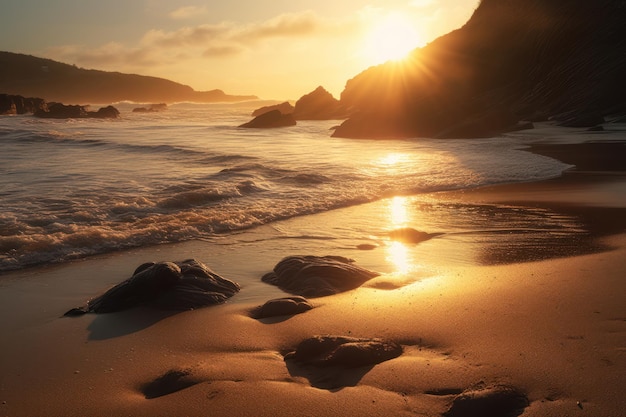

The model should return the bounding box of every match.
[64,259,240,316]
[239,109,296,128]
[261,255,380,297]
[252,296,313,319]
[388,227,441,244]
[284,335,403,369]
[141,369,201,399]
[444,384,529,417]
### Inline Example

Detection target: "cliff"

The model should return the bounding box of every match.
[0,51,257,104]
[334,0,626,138]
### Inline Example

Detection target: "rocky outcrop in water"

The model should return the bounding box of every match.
[239,109,296,128]
[0,94,47,115]
[252,101,294,117]
[333,0,626,139]
[34,102,120,119]
[64,259,240,315]
[293,86,349,120]
[132,103,167,113]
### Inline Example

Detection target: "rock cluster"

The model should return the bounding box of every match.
[0,94,47,115]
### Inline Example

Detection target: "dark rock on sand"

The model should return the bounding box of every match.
[261,255,380,297]
[64,259,240,316]
[252,101,294,117]
[252,296,313,319]
[239,109,296,128]
[388,227,441,244]
[284,335,402,389]
[285,335,403,368]
[444,384,529,417]
[141,369,201,399]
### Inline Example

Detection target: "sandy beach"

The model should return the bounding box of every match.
[1,134,625,416]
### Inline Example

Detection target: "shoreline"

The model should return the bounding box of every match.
[1,135,625,416]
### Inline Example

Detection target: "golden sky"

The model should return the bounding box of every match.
[1,1,477,100]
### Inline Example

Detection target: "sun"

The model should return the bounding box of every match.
[362,12,424,65]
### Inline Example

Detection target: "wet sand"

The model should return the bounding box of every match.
[0,132,625,416]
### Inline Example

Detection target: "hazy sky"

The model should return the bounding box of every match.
[1,0,478,100]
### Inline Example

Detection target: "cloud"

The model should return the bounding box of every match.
[41,10,361,76]
[169,5,208,20]
[44,42,159,69]
[234,10,320,40]
[202,44,244,58]
[142,10,324,51]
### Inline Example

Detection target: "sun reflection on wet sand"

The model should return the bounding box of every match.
[387,241,411,275]
[385,196,419,275]
[390,195,409,226]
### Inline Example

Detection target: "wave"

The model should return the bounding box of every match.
[0,107,574,273]
[0,127,256,168]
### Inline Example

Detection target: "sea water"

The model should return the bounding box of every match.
[0,101,571,272]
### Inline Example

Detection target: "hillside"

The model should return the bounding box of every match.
[334,0,626,138]
[0,51,257,104]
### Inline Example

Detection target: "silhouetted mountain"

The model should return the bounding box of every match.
[0,51,257,104]
[334,0,626,138]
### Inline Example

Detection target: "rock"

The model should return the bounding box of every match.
[63,259,240,315]
[141,369,201,399]
[388,228,441,244]
[252,101,294,117]
[293,86,348,120]
[333,1,626,139]
[0,94,47,115]
[239,109,296,128]
[556,112,605,128]
[261,255,379,297]
[435,109,521,139]
[252,296,313,319]
[283,335,402,390]
[444,384,529,417]
[331,113,413,139]
[89,105,120,119]
[285,335,403,368]
[132,103,167,113]
[35,102,88,118]
[35,102,120,119]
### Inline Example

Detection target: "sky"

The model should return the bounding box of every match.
[0,0,478,100]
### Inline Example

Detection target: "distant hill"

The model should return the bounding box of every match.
[0,51,258,104]
[334,0,626,138]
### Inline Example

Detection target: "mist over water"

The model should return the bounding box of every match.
[0,101,570,271]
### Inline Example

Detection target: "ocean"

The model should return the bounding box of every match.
[0,101,571,272]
